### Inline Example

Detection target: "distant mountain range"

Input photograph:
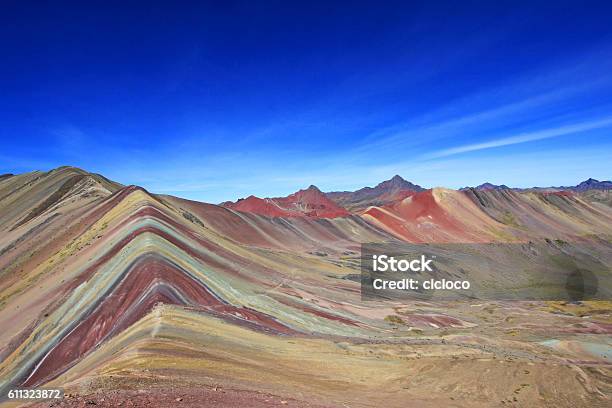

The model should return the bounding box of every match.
[460,182,511,191]
[222,174,426,214]
[221,185,350,218]
[221,175,611,217]
[461,178,612,192]
[548,178,612,192]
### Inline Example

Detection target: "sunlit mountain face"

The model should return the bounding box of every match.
[0,167,610,407]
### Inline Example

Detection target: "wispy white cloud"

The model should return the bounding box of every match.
[50,124,88,151]
[348,48,612,162]
[425,115,612,159]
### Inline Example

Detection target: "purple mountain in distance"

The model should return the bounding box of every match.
[373,175,425,192]
[461,178,611,192]
[460,182,511,191]
[314,176,610,211]
[326,175,424,210]
[568,178,612,192]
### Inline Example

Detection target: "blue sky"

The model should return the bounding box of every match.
[1,1,611,202]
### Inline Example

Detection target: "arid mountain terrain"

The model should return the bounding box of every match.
[221,185,350,218]
[325,175,424,211]
[0,167,610,407]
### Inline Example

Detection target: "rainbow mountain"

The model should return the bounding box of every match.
[0,166,611,407]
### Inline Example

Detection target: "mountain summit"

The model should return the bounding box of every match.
[326,175,425,211]
[222,185,350,218]
[461,182,511,191]
[520,178,612,193]
[572,178,612,192]
[375,175,424,192]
